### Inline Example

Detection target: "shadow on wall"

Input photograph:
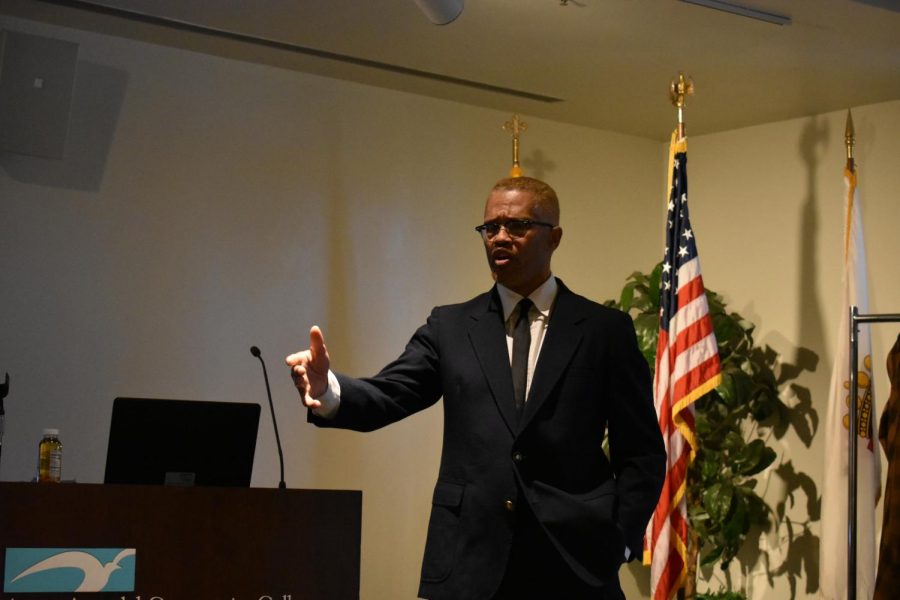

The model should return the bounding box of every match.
[699,344,822,599]
[795,115,830,366]
[1,60,127,192]
[522,148,557,182]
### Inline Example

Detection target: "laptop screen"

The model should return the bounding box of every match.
[104,397,261,487]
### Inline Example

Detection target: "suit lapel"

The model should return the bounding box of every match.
[468,288,519,434]
[520,282,586,428]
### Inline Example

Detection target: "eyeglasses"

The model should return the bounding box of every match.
[475,219,554,240]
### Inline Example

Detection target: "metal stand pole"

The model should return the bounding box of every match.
[847,307,900,599]
[848,306,859,600]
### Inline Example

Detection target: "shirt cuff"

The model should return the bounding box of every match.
[310,370,341,419]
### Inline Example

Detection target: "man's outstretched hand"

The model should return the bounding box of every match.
[285,326,331,408]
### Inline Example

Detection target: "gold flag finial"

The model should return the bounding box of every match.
[503,114,527,178]
[845,109,855,173]
[669,73,694,138]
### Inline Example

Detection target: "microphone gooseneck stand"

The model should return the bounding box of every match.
[251,347,286,490]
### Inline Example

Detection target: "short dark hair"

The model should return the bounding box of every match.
[490,177,560,224]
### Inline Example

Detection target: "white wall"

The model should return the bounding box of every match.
[0,15,664,599]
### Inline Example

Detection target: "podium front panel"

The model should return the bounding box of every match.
[0,482,361,599]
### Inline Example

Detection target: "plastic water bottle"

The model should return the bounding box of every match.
[38,428,62,483]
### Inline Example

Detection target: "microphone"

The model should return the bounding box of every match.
[0,373,7,466]
[250,346,286,489]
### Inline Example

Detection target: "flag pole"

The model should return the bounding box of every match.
[502,114,527,178]
[670,71,696,600]
[666,74,693,202]
[669,73,694,139]
[845,109,855,174]
[849,304,859,600]
[648,72,722,600]
[845,108,858,600]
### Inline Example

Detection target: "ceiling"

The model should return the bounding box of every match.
[3,0,900,140]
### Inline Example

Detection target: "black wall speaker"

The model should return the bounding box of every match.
[0,30,79,159]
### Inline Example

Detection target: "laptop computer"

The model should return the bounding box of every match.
[104,397,261,487]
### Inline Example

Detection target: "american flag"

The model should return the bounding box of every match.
[644,134,722,600]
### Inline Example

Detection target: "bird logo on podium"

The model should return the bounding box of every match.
[4,547,136,593]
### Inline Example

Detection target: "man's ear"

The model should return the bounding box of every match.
[550,227,563,250]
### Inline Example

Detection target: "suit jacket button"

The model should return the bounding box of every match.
[504,499,516,512]
[512,451,524,463]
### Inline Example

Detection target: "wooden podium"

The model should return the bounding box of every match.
[0,482,361,599]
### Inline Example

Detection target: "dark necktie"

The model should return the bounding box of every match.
[511,298,533,414]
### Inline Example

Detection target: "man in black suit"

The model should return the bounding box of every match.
[286,177,666,599]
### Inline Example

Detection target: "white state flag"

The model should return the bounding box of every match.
[820,167,881,599]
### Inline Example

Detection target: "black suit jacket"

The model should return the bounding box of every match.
[310,280,666,600]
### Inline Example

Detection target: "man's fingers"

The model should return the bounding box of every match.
[290,364,308,390]
[285,327,327,366]
[294,369,320,408]
[289,363,325,408]
[286,326,330,404]
[309,326,327,362]
[285,350,308,366]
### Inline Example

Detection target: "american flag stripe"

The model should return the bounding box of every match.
[650,527,681,596]
[672,311,716,359]
[677,278,707,309]
[650,474,690,531]
[651,458,689,527]
[645,133,722,600]
[656,327,718,414]
[673,309,715,345]
[675,256,703,292]
[670,295,709,337]
[673,354,721,409]
[673,337,719,385]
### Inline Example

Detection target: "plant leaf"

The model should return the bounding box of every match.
[703,482,734,524]
[619,281,637,311]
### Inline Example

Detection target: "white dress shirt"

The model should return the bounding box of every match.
[494,275,558,403]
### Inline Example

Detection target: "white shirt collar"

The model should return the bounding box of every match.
[496,275,558,323]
